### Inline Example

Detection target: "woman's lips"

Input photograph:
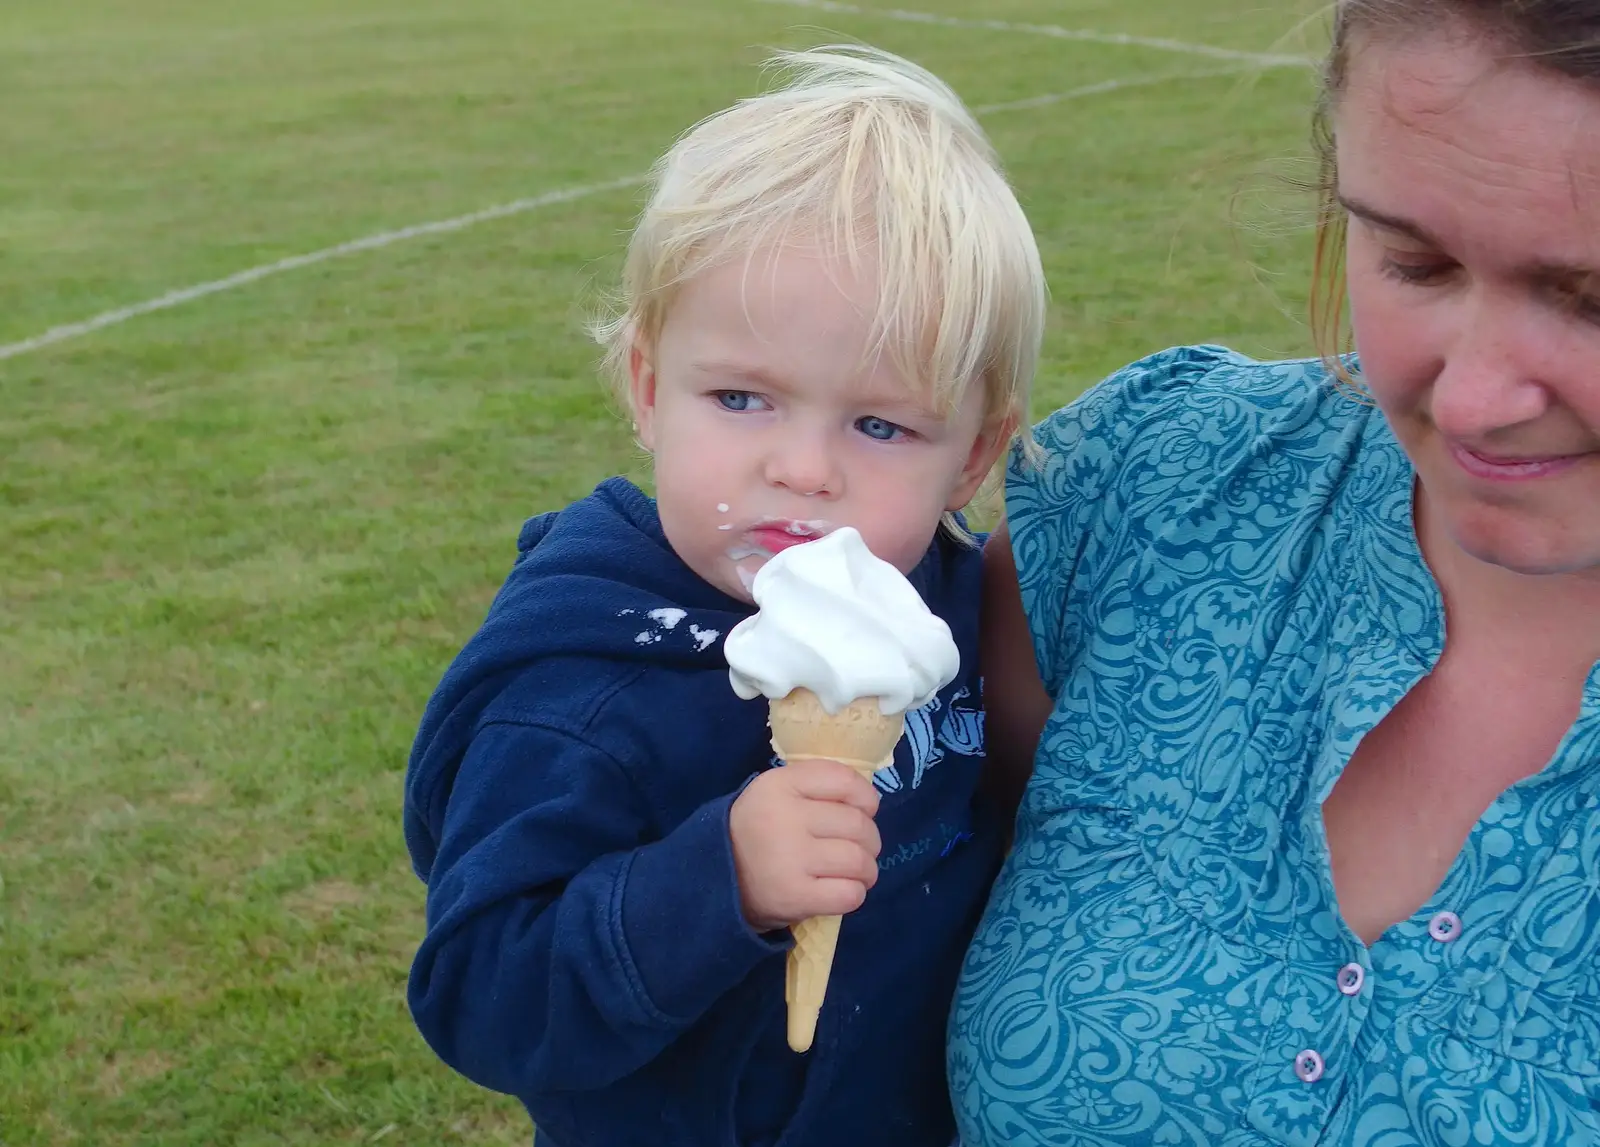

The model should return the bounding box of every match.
[1447,439,1592,482]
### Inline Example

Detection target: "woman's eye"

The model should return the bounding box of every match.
[1553,280,1600,326]
[714,391,766,412]
[856,415,908,442]
[1379,257,1454,285]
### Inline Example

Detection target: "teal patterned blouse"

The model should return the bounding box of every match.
[949,346,1600,1147]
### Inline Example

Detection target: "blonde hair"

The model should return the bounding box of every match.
[592,45,1047,534]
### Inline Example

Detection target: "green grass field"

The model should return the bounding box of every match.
[3,1,1325,1141]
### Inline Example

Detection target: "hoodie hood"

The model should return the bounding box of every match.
[405,478,754,878]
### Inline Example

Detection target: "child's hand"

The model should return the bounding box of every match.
[729,758,882,933]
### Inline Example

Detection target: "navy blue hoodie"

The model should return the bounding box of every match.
[405,478,1001,1147]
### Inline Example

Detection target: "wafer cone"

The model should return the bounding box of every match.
[767,687,905,1053]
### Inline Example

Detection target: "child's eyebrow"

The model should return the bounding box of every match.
[692,358,945,417]
[690,360,792,391]
[856,388,943,418]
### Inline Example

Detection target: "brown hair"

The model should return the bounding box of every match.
[1309,1,1600,379]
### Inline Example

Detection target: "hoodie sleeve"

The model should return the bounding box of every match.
[408,719,788,1097]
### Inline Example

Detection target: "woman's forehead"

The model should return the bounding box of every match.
[1337,33,1600,243]
[1340,30,1600,154]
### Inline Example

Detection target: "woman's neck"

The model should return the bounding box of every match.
[1415,486,1600,672]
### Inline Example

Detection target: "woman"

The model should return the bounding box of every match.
[950,2,1600,1144]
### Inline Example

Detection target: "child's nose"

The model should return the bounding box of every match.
[765,432,839,497]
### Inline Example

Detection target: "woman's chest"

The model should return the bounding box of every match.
[957,604,1600,1146]
[953,800,1600,1147]
[1322,653,1586,945]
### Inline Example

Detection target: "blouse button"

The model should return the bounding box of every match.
[1336,962,1365,996]
[1294,1048,1325,1083]
[1428,911,1462,943]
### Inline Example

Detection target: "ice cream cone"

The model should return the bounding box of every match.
[768,687,904,1053]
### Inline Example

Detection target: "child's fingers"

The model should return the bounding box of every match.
[806,838,879,888]
[804,801,882,857]
[806,876,871,917]
[783,758,882,816]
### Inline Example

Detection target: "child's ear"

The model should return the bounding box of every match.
[946,414,1017,511]
[627,343,658,451]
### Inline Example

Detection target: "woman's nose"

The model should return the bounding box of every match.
[1429,301,1552,439]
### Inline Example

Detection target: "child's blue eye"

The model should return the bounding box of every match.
[856,416,906,442]
[715,391,763,412]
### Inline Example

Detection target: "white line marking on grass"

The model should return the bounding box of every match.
[972,66,1252,115]
[0,174,643,363]
[759,0,1313,69]
[0,38,1302,364]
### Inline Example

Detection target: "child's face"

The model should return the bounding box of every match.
[630,245,1007,604]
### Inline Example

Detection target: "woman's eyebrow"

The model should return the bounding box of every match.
[1526,259,1600,293]
[1341,193,1600,286]
[1338,194,1443,247]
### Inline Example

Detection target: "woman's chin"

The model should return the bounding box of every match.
[1444,514,1600,579]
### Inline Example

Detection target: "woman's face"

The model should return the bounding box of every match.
[1337,30,1600,578]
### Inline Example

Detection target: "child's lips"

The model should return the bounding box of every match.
[749,527,818,553]
[746,520,831,553]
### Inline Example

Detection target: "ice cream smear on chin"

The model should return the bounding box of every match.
[724,527,959,716]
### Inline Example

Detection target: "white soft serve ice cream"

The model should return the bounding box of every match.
[725,527,959,715]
